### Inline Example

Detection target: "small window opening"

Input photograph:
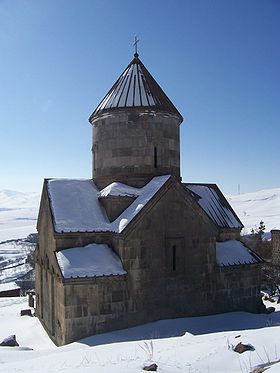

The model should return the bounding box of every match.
[93,144,97,172]
[172,245,176,271]
[154,146,157,168]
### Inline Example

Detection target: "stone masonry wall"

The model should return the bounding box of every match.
[92,110,181,188]
[35,184,66,343]
[63,276,128,345]
[271,230,280,265]
[218,228,241,241]
[99,195,136,222]
[112,181,218,324]
[214,264,264,313]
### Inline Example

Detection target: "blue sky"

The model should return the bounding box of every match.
[0,0,279,194]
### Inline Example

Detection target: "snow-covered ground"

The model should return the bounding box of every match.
[1,296,280,372]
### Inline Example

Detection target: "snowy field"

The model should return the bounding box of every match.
[0,189,39,242]
[1,296,280,372]
[228,187,280,234]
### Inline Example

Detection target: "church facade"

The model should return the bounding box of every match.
[35,52,264,346]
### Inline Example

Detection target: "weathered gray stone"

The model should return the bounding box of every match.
[0,335,19,347]
[20,309,33,317]
[271,230,280,265]
[91,111,181,189]
[143,363,158,371]
[234,342,255,353]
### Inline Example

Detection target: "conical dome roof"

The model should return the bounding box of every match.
[89,53,183,123]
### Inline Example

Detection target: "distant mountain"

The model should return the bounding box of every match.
[228,187,280,234]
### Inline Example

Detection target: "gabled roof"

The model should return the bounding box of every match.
[89,53,183,123]
[47,175,171,234]
[216,240,262,266]
[184,183,243,229]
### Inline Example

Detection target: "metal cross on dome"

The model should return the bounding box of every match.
[133,36,139,57]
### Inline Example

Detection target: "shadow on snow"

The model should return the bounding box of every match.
[76,309,280,347]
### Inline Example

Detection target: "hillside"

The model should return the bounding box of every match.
[228,187,280,234]
[0,190,40,242]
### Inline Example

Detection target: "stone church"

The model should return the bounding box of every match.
[35,52,264,346]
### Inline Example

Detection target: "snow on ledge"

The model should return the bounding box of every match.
[97,182,141,198]
[216,240,262,266]
[0,282,20,292]
[56,243,127,279]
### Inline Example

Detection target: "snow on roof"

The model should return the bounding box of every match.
[0,282,20,292]
[56,243,126,278]
[216,240,262,266]
[47,175,170,233]
[97,182,141,198]
[47,179,109,232]
[185,184,243,229]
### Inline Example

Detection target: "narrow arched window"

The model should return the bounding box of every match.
[93,144,97,172]
[154,146,157,168]
[172,245,176,271]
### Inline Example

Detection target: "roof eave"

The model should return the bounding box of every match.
[89,106,183,125]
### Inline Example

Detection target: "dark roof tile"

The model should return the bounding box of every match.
[185,183,243,229]
[89,54,183,123]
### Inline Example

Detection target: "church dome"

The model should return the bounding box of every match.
[89,53,183,189]
[89,53,183,123]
